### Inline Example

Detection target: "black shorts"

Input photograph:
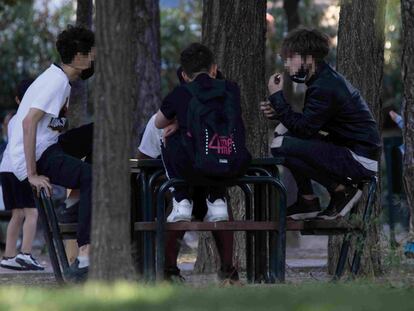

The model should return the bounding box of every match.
[0,172,34,210]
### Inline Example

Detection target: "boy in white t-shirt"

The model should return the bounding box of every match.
[0,79,45,271]
[5,25,95,281]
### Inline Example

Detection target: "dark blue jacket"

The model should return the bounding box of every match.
[269,61,381,161]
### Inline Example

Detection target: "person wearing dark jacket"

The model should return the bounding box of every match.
[261,28,381,220]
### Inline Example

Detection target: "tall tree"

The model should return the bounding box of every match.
[401,0,414,241]
[194,0,268,273]
[328,0,386,275]
[90,0,136,280]
[67,0,93,129]
[132,0,161,152]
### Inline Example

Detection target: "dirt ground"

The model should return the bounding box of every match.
[1,231,412,287]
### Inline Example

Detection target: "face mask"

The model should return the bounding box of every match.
[290,64,309,83]
[80,61,94,80]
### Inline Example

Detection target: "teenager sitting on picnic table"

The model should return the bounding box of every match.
[137,66,241,284]
[6,25,95,281]
[261,28,381,220]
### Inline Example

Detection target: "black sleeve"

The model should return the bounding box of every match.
[268,86,336,139]
[159,86,187,120]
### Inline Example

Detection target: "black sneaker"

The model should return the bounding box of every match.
[164,267,185,283]
[287,196,321,220]
[64,259,88,283]
[317,185,362,220]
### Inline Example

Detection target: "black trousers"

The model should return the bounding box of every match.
[37,123,93,247]
[161,133,226,202]
[271,133,376,196]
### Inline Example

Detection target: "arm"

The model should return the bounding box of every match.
[154,109,172,129]
[22,108,52,196]
[268,87,336,139]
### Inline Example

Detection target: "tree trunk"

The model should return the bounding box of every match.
[328,0,386,276]
[67,0,93,129]
[401,0,414,239]
[90,0,136,281]
[194,0,268,274]
[283,0,300,31]
[131,0,161,153]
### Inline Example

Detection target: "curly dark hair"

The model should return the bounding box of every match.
[280,27,330,61]
[180,43,215,78]
[56,25,95,64]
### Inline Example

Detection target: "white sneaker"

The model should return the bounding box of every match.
[16,253,45,271]
[204,198,229,222]
[167,199,193,223]
[0,256,25,271]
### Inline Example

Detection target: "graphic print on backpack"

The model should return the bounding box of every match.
[183,79,251,178]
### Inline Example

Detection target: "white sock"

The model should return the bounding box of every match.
[77,256,90,268]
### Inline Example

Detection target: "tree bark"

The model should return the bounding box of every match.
[401,0,414,240]
[131,0,161,153]
[67,0,93,129]
[194,0,268,273]
[328,0,386,276]
[90,0,136,281]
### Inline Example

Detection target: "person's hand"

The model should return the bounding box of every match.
[162,120,179,146]
[28,174,52,197]
[260,101,277,120]
[389,110,399,123]
[268,73,283,95]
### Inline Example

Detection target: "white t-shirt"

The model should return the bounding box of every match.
[0,116,16,173]
[138,114,163,159]
[5,64,71,180]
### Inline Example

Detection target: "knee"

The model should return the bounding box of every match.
[12,209,25,221]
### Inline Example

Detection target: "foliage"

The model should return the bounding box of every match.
[160,0,202,96]
[0,0,74,109]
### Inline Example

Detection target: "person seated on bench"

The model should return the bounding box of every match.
[155,43,250,222]
[137,68,241,283]
[262,28,380,220]
[0,79,45,271]
[6,25,95,281]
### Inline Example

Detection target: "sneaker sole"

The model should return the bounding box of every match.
[0,263,26,271]
[319,190,362,220]
[15,258,45,271]
[167,217,191,223]
[204,216,229,222]
[288,211,320,220]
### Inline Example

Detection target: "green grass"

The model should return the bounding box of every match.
[0,281,413,311]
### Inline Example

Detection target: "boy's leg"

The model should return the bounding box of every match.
[58,123,93,162]
[272,135,375,218]
[37,144,92,251]
[164,230,186,277]
[4,209,24,257]
[272,135,374,190]
[211,205,238,280]
[21,208,38,254]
